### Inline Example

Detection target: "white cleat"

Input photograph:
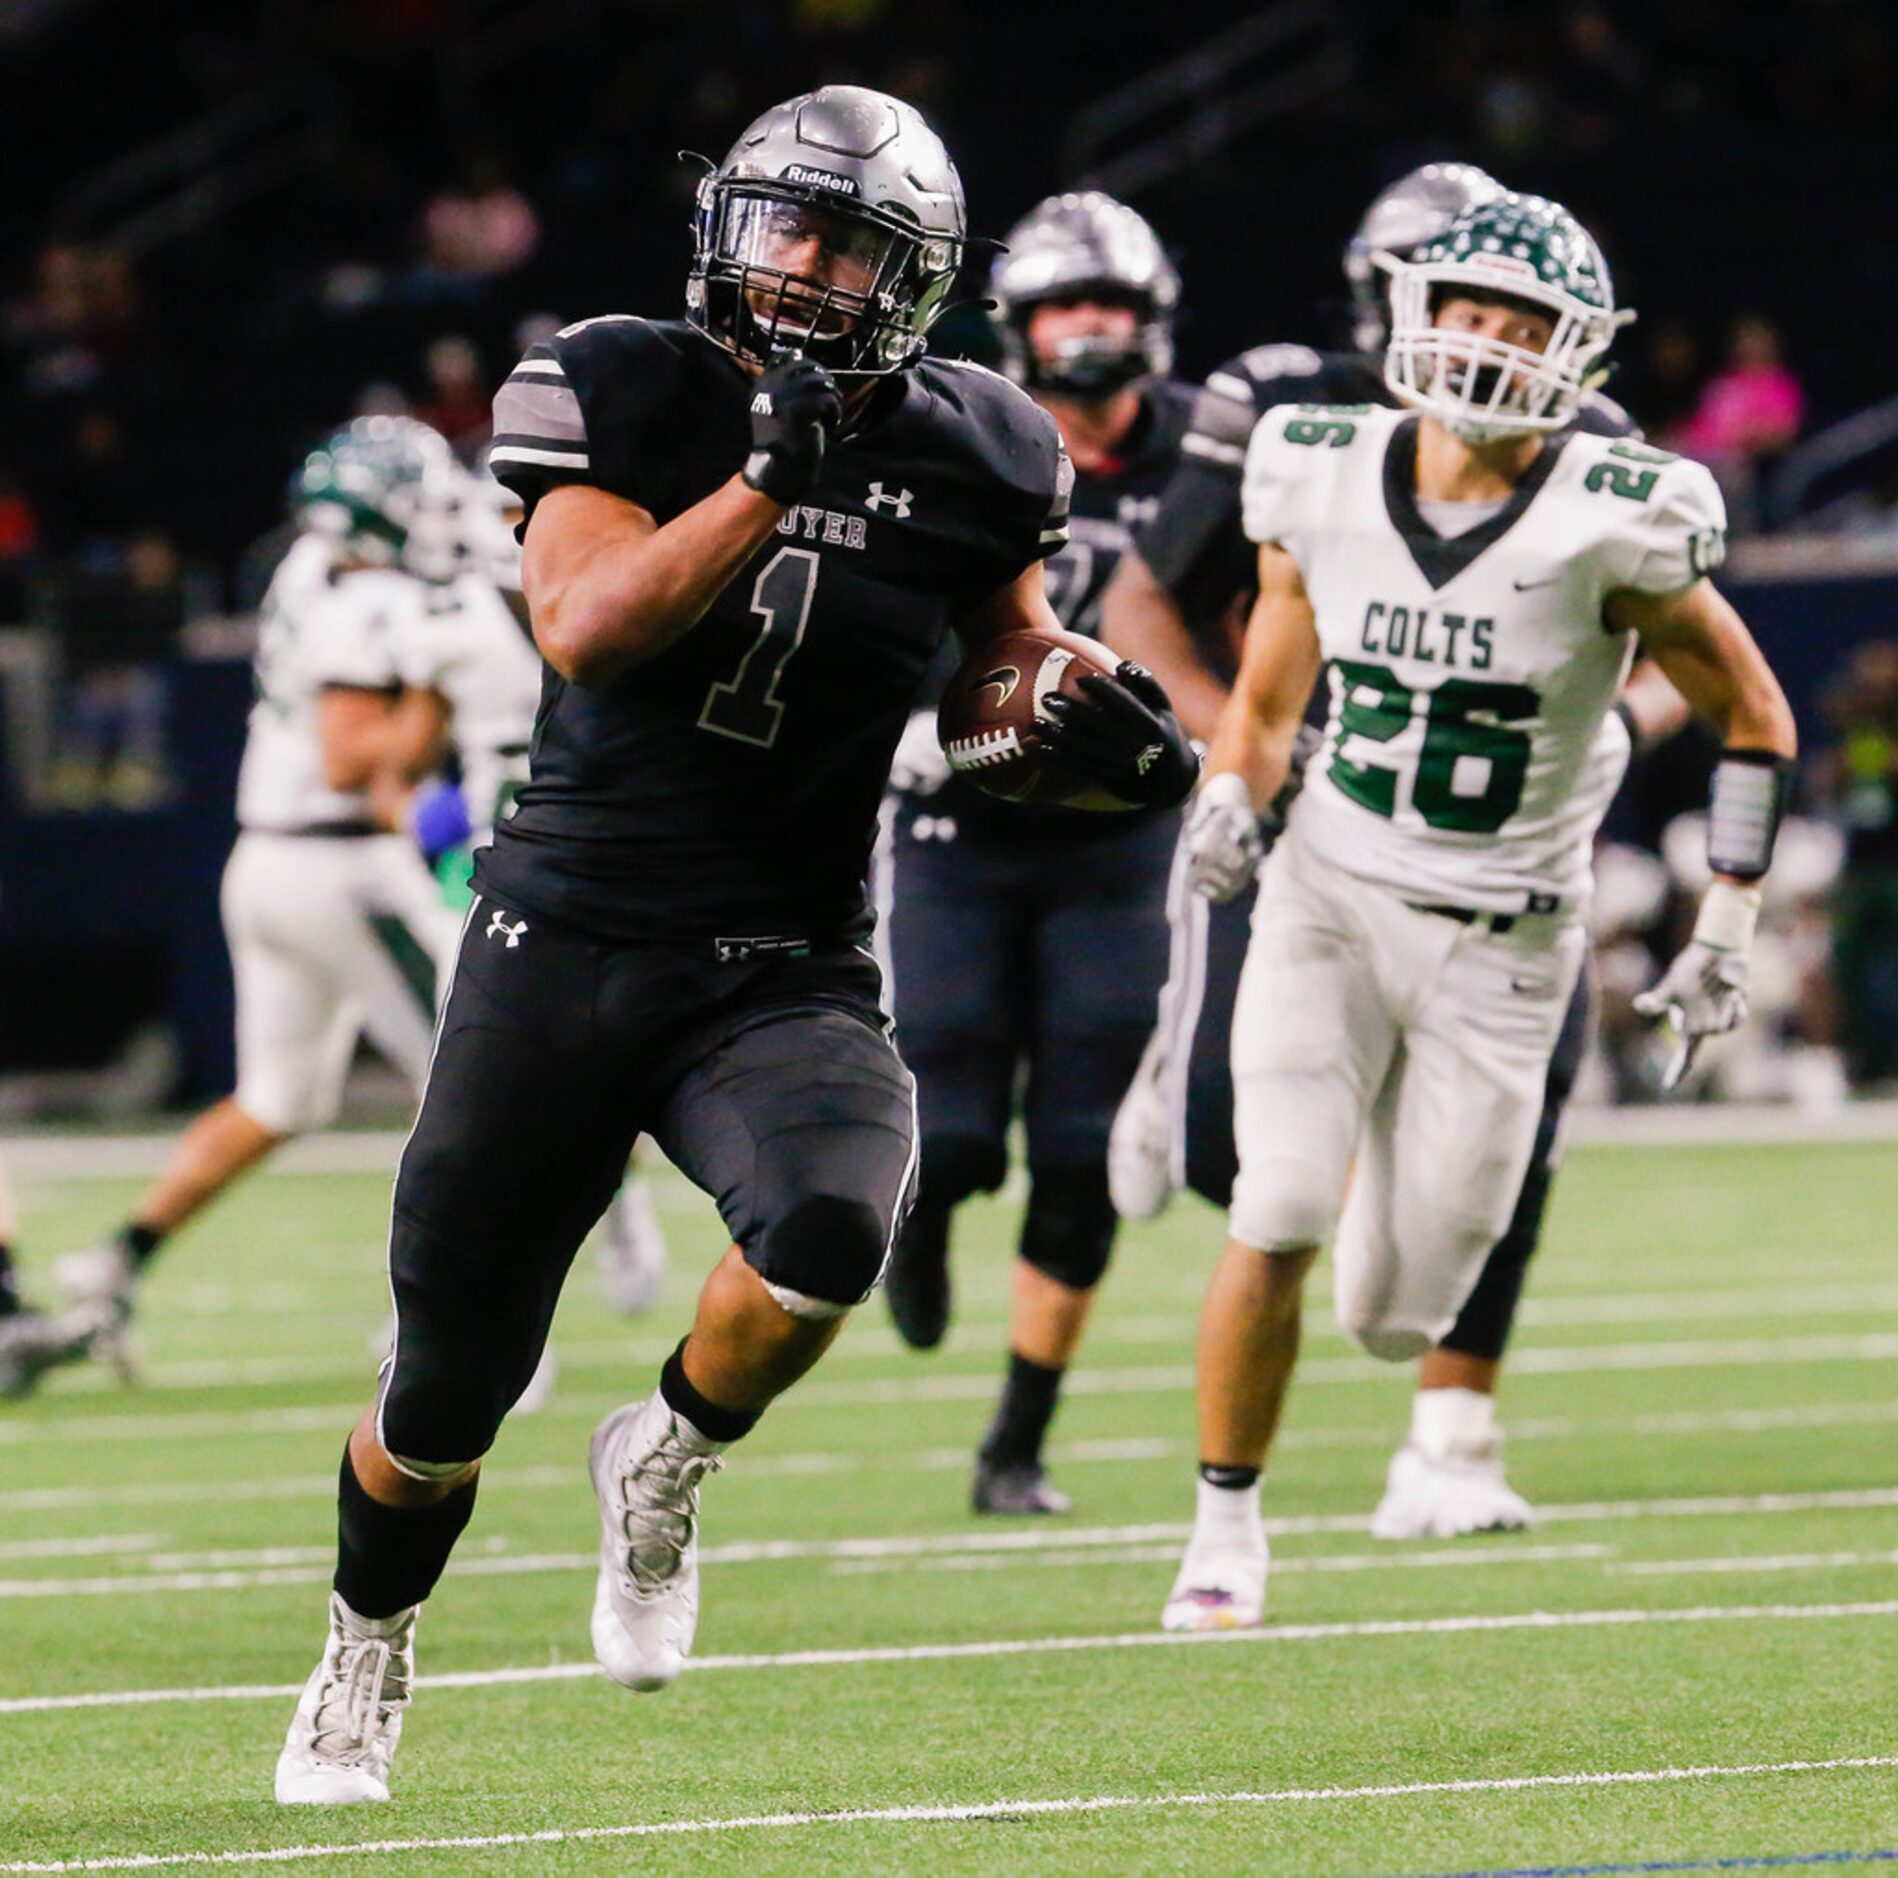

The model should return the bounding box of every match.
[274,1592,416,1805]
[52,1243,140,1384]
[0,1308,103,1400]
[53,1241,136,1313]
[588,1394,724,1692]
[1160,1535,1269,1633]
[1107,1031,1176,1221]
[595,1178,669,1316]
[1371,1389,1536,1539]
[1371,1439,1537,1540]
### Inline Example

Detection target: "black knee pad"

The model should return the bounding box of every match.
[753,1192,889,1310]
[916,1133,1007,1211]
[1019,1173,1118,1293]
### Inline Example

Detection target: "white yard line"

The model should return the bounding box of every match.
[1611,1549,1898,1578]
[4,1757,1895,1873]
[0,1535,164,1563]
[10,1101,1898,1179]
[3,1603,1897,1719]
[0,1541,1620,1601]
[4,1757,1896,1873]
[14,1393,1898,1463]
[830,1542,1611,1578]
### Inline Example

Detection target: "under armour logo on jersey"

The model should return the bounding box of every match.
[750,391,773,414]
[485,911,528,949]
[865,481,913,517]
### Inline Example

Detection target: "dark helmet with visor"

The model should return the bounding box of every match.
[1345,162,1503,352]
[989,191,1179,399]
[687,85,966,375]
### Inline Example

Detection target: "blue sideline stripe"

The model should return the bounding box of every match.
[1399,1851,1898,1878]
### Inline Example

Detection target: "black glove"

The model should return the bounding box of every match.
[742,355,843,505]
[1040,660,1200,808]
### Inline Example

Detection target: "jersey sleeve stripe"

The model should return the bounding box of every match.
[491,378,587,444]
[1182,432,1247,466]
[489,441,592,470]
[507,360,570,381]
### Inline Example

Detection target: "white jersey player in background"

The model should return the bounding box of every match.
[1160,194,1796,1632]
[43,422,466,1365]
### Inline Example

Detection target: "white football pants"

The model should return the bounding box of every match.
[1228,826,1585,1361]
[221,832,460,1135]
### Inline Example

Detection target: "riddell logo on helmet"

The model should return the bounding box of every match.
[783,164,860,195]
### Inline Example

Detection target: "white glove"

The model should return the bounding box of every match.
[1185,771,1264,903]
[889,710,952,796]
[1633,879,1760,1092]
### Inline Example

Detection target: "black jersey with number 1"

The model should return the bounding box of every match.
[481,317,1071,945]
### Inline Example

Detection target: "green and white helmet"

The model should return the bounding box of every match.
[1379,192,1634,441]
[291,416,458,567]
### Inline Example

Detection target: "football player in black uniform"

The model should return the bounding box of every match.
[1100,162,1662,1542]
[273,88,1196,1805]
[878,193,1192,1515]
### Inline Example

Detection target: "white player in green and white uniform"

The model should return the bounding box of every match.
[48,422,465,1354]
[1161,194,1797,1632]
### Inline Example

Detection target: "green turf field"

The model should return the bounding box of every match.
[1,1137,1895,1874]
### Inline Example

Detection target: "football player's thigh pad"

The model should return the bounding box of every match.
[1228,851,1397,1253]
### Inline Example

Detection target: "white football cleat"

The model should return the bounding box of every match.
[274,1592,416,1805]
[588,1394,724,1692]
[1161,1478,1268,1632]
[0,1308,102,1400]
[52,1243,141,1384]
[53,1241,136,1313]
[1107,1030,1176,1221]
[1371,1388,1536,1540]
[595,1177,669,1317]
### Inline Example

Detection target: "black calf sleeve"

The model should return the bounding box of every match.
[1019,1174,1117,1293]
[333,1446,478,1620]
[660,1341,761,1445]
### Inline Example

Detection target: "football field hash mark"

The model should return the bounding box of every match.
[2,1756,1894,1872]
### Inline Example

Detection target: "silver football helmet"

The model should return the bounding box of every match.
[1345,162,1503,352]
[686,85,966,375]
[989,191,1179,399]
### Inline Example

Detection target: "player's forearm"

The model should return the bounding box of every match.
[532,478,785,687]
[1099,553,1230,743]
[1203,697,1296,812]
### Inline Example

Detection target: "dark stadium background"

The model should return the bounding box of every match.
[3,0,1896,1102]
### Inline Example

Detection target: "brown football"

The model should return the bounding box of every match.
[936,627,1135,812]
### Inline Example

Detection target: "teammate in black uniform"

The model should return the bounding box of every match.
[1101,162,1656,1540]
[879,193,1191,1515]
[273,88,1196,1806]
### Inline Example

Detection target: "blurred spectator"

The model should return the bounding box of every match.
[1817,642,1898,1087]
[1670,317,1805,526]
[37,532,185,811]
[1636,319,1705,438]
[414,335,491,452]
[0,467,42,618]
[410,154,541,301]
[5,241,142,400]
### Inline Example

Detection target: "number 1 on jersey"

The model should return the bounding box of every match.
[698,547,820,748]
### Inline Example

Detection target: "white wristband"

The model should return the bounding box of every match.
[1198,770,1254,812]
[1692,878,1762,954]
